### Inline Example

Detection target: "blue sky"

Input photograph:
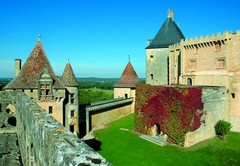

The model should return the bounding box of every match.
[0,0,240,78]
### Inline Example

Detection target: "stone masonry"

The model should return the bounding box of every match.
[0,91,111,166]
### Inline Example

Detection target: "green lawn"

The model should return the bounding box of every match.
[94,114,240,166]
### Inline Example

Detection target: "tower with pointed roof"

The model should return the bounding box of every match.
[114,61,142,112]
[4,40,80,136]
[146,10,185,85]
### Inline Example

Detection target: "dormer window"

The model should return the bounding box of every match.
[38,68,53,99]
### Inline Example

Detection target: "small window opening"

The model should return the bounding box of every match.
[49,106,53,114]
[150,55,154,59]
[71,110,75,118]
[70,94,75,104]
[0,103,2,112]
[216,58,225,69]
[187,78,192,86]
[30,89,33,93]
[8,117,16,126]
[231,93,235,99]
[150,74,153,80]
[125,94,128,98]
[70,125,74,133]
[6,109,10,114]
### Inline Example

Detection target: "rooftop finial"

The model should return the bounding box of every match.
[168,9,174,21]
[128,55,130,62]
[38,34,41,41]
[68,58,70,63]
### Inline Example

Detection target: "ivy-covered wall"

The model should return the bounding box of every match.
[134,85,205,146]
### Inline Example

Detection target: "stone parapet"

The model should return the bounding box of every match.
[0,91,111,166]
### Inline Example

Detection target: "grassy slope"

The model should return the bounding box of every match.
[94,114,240,166]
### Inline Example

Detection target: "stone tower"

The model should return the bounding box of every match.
[4,40,80,136]
[60,62,79,135]
[114,61,142,112]
[146,10,184,85]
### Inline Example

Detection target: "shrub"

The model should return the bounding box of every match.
[214,120,232,140]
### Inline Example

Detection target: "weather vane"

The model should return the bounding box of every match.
[128,55,131,62]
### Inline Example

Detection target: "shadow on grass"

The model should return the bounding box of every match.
[83,138,102,151]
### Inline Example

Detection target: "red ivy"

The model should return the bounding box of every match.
[134,85,204,146]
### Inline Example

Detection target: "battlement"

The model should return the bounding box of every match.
[0,91,111,166]
[170,30,240,49]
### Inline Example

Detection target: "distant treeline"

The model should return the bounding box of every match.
[0,78,12,90]
[77,77,145,90]
[0,77,146,91]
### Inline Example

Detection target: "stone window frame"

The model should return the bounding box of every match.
[49,106,53,114]
[38,69,53,99]
[70,124,74,133]
[70,110,75,118]
[189,59,197,71]
[70,93,75,104]
[216,57,225,69]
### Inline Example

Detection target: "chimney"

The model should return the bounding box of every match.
[168,10,174,21]
[15,59,21,77]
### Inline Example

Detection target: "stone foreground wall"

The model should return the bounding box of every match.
[0,91,111,166]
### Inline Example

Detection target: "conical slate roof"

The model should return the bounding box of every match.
[114,62,142,88]
[60,63,79,87]
[4,41,65,89]
[146,16,184,49]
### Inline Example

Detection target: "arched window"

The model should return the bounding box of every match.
[187,78,192,85]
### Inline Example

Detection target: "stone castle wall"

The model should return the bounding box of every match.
[86,98,134,133]
[184,87,228,147]
[0,91,111,166]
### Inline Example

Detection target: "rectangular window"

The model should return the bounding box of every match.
[49,106,53,114]
[70,94,75,104]
[71,110,75,118]
[30,89,33,93]
[189,59,197,71]
[150,74,153,80]
[0,103,2,112]
[216,58,225,69]
[125,94,128,98]
[231,93,235,99]
[70,125,74,133]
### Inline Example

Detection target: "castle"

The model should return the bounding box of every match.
[145,10,240,132]
[4,39,80,136]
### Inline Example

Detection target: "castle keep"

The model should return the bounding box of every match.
[4,40,80,136]
[143,10,240,146]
